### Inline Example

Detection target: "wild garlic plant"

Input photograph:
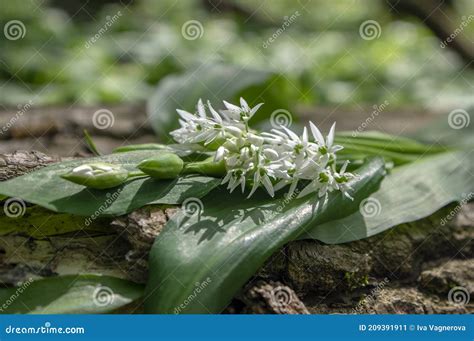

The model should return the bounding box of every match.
[170,98,355,200]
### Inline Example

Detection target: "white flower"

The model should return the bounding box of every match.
[170,98,354,200]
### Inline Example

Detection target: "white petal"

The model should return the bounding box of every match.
[240,175,246,193]
[247,176,260,198]
[302,127,308,144]
[297,181,317,198]
[240,97,250,111]
[207,101,222,122]
[249,103,264,117]
[340,160,349,173]
[273,180,288,191]
[262,175,275,197]
[287,180,298,198]
[223,100,241,113]
[197,99,206,118]
[281,126,299,141]
[73,164,93,173]
[309,121,325,145]
[327,122,336,147]
[176,109,196,121]
[214,146,226,162]
[226,125,243,137]
[263,148,279,160]
[221,172,232,185]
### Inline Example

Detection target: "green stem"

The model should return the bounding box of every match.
[127,171,148,179]
[182,158,226,177]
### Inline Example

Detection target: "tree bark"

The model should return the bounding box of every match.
[1,151,473,314]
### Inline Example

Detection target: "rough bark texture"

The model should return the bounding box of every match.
[0,102,472,314]
[1,151,473,314]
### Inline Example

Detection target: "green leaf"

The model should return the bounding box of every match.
[147,63,292,140]
[301,151,474,244]
[0,151,220,217]
[0,275,143,314]
[144,158,385,313]
[83,129,102,156]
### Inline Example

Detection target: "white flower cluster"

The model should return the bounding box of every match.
[170,98,355,199]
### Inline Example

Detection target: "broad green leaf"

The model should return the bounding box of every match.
[147,63,293,140]
[301,151,474,244]
[144,158,385,314]
[0,151,220,217]
[0,275,143,314]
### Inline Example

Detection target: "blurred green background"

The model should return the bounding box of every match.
[0,0,473,111]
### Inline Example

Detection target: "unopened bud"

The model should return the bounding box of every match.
[61,163,128,189]
[138,153,184,179]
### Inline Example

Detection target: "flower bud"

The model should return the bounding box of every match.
[138,153,184,179]
[61,163,128,189]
